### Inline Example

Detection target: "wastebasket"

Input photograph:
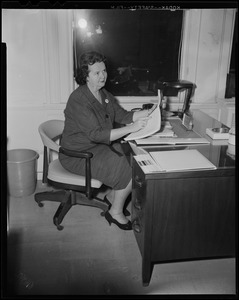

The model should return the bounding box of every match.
[7,149,39,197]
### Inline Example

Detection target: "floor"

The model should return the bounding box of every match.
[5,181,236,296]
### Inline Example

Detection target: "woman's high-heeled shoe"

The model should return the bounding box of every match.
[104,196,131,216]
[104,211,132,231]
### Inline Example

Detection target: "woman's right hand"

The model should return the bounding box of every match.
[110,116,151,141]
[130,117,150,132]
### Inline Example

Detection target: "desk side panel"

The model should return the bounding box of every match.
[151,175,235,262]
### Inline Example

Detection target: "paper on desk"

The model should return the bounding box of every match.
[124,91,162,141]
[135,137,210,145]
[151,127,176,137]
[149,149,217,172]
[132,127,176,144]
[134,154,164,173]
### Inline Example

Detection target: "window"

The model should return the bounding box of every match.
[225,11,236,99]
[73,9,184,96]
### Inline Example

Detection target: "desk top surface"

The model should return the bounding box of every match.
[134,110,235,170]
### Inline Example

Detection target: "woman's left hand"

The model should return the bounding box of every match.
[132,104,157,122]
[147,104,157,116]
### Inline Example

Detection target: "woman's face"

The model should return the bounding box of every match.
[87,61,107,91]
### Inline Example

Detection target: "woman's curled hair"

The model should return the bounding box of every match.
[75,51,107,85]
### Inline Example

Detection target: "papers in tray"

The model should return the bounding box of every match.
[149,149,217,172]
[124,91,162,141]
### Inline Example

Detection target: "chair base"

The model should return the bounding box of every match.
[34,190,110,230]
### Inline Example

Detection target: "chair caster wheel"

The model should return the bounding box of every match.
[54,219,64,230]
[37,202,44,207]
[56,225,64,231]
[143,282,149,287]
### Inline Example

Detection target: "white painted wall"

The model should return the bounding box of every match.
[3,9,236,178]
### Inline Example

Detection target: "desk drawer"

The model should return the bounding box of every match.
[133,178,146,210]
[132,160,147,210]
[132,161,151,253]
[132,178,146,237]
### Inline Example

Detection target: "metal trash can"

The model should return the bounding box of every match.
[7,149,39,197]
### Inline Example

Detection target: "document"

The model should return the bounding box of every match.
[134,154,164,173]
[124,91,162,141]
[149,149,217,172]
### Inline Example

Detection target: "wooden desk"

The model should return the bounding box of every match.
[130,110,236,286]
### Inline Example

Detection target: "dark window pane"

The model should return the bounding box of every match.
[73,9,183,96]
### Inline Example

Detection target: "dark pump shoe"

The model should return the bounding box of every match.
[104,211,132,231]
[104,196,131,216]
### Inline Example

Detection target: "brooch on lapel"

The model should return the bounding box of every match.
[105,99,109,104]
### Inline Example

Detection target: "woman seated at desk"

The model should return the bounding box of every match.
[59,51,155,230]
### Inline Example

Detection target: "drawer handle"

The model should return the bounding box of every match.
[132,219,142,233]
[134,198,142,210]
[135,176,144,188]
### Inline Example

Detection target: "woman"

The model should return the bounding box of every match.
[59,51,155,230]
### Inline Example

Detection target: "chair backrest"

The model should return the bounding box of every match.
[38,120,64,153]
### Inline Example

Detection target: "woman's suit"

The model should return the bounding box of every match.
[59,85,134,190]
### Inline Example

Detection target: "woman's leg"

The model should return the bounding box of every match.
[106,189,115,202]
[108,179,132,224]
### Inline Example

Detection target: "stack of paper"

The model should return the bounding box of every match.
[135,137,210,145]
[151,127,176,138]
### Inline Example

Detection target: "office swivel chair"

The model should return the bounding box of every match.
[34,120,110,230]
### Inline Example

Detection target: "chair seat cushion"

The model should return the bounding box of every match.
[48,159,102,188]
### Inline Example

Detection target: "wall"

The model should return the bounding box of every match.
[3,9,236,178]
[4,10,74,176]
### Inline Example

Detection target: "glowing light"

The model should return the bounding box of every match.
[96,25,102,34]
[86,31,93,38]
[78,18,87,29]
